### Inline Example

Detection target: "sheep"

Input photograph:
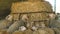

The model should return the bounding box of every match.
[7,14,28,34]
[0,15,13,29]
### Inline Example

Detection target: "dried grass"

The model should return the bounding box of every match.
[11,1,52,13]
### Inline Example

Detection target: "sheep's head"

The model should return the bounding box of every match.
[49,13,56,19]
[5,15,13,21]
[21,14,29,22]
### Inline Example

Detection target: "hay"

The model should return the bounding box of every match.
[11,0,53,21]
[28,13,49,21]
[11,1,52,13]
[42,1,53,12]
[10,13,49,22]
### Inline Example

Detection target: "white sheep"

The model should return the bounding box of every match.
[7,14,28,34]
[0,15,13,29]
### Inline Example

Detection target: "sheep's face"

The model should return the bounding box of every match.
[21,14,29,22]
[5,15,13,21]
[49,13,56,19]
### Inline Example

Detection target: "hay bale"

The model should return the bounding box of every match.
[42,1,53,12]
[11,0,53,20]
[11,1,52,13]
[28,13,49,21]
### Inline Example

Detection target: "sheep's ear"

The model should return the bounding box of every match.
[21,14,28,20]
